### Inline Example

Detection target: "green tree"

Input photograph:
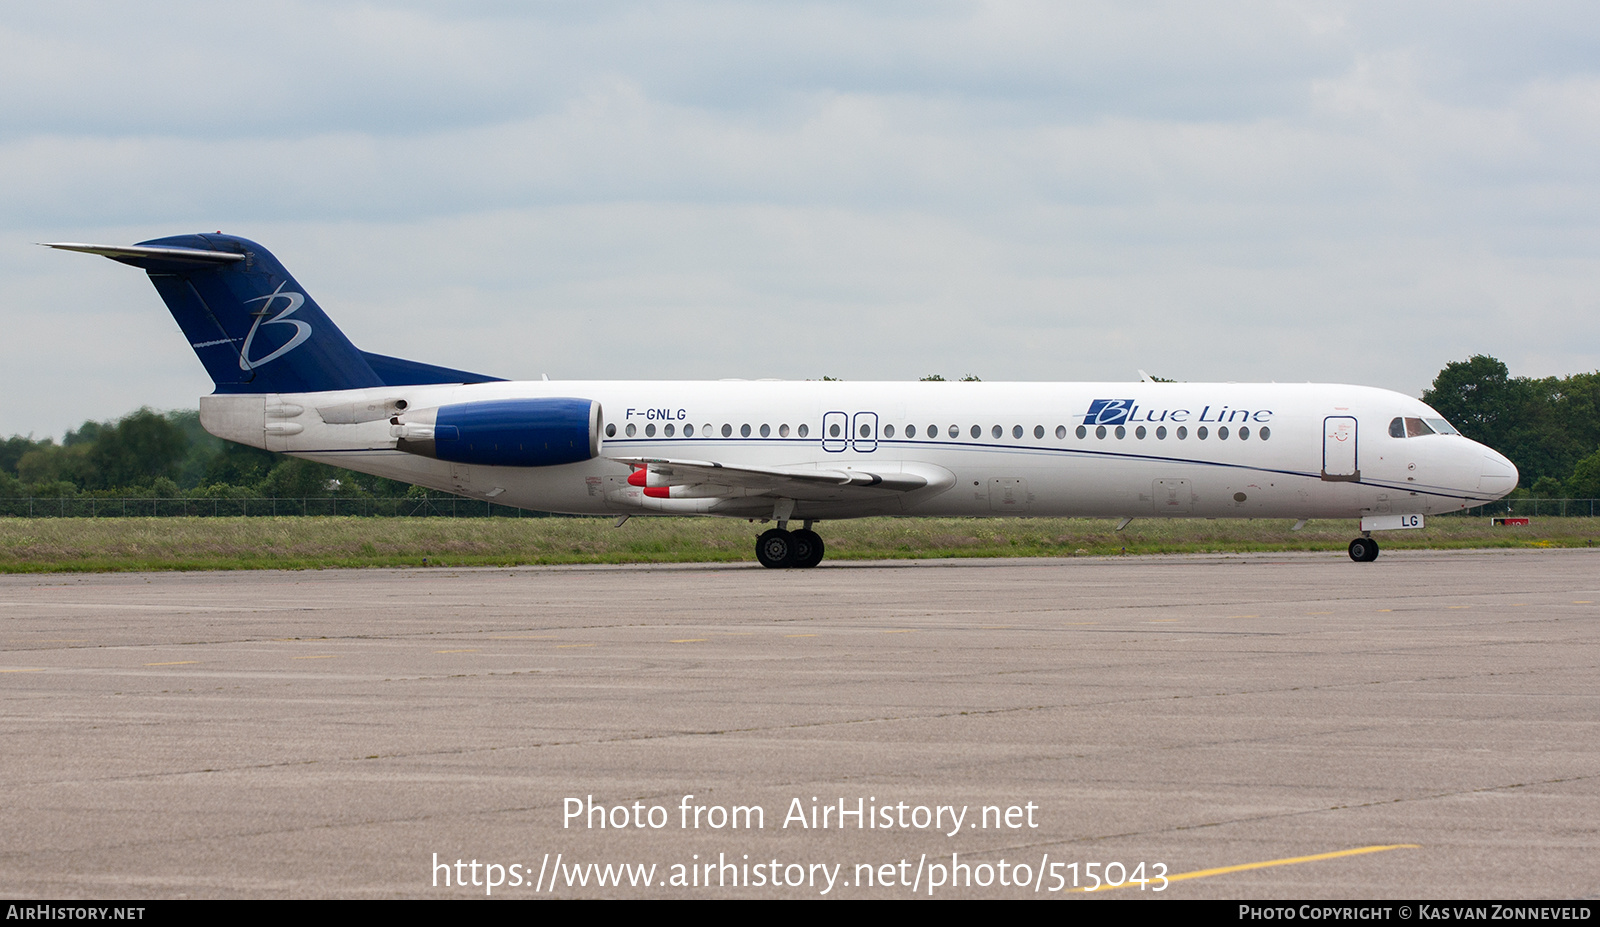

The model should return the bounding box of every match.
[203,441,279,489]
[0,435,49,477]
[1423,356,1524,446]
[88,408,187,490]
[16,442,95,489]
[258,458,365,498]
[1567,447,1600,498]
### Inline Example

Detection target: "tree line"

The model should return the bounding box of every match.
[0,409,416,501]
[1421,357,1600,498]
[2,356,1596,501]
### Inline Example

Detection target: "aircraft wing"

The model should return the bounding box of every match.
[609,456,933,500]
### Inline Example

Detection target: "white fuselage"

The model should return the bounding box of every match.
[199,379,1518,524]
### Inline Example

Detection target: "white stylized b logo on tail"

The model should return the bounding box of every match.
[240,282,312,370]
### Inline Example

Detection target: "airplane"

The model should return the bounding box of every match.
[45,233,1519,566]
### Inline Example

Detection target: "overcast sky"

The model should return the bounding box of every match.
[3,2,1597,438]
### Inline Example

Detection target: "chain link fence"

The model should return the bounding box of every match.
[3,497,1597,518]
[0,497,556,518]
[1470,498,1600,517]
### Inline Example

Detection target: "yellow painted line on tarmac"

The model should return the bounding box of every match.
[670,639,707,643]
[145,661,198,666]
[881,629,917,634]
[489,635,557,639]
[1377,609,1393,612]
[1077,844,1420,893]
[1,668,46,673]
[1447,605,1470,609]
[1575,601,1593,604]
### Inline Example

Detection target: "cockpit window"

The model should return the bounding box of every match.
[1390,416,1456,438]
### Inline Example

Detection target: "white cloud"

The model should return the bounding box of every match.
[3,1,1599,437]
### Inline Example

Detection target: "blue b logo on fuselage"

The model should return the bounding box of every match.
[1083,399,1135,425]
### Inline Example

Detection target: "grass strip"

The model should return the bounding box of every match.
[1,515,1596,573]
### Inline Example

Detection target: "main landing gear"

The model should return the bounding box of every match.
[1348,535,1380,563]
[755,524,825,569]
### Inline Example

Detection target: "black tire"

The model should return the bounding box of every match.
[791,529,825,568]
[1348,537,1380,562]
[756,529,796,568]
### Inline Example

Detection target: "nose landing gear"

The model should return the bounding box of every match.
[1348,536,1380,562]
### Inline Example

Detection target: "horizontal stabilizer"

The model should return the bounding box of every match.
[40,242,244,266]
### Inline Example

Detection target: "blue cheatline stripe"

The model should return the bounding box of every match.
[296,438,1497,504]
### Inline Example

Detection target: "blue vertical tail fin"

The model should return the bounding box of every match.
[46,233,499,393]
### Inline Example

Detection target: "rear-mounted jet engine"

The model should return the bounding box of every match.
[391,398,602,467]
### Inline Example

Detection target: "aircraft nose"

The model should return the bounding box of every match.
[1478,448,1518,498]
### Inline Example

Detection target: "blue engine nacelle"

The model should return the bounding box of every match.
[393,398,601,467]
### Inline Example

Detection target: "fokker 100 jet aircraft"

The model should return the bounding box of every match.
[47,234,1519,566]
